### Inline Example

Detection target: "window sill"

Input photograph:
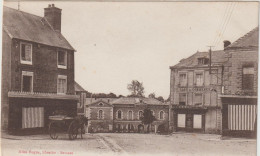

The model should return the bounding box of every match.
[57,93,67,95]
[58,65,67,69]
[21,60,32,65]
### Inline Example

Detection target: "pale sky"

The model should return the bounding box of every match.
[3,1,259,99]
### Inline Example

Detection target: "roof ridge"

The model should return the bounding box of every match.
[228,27,259,48]
[4,6,43,19]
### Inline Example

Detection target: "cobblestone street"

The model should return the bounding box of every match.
[1,133,256,156]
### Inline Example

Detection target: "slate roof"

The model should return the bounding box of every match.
[227,27,259,49]
[111,97,165,105]
[170,50,225,69]
[74,82,86,92]
[85,98,118,105]
[3,6,75,51]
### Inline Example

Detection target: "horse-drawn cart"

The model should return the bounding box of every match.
[48,115,87,140]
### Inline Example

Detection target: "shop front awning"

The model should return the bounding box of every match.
[8,91,79,100]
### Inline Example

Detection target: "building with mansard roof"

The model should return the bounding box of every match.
[169,27,258,137]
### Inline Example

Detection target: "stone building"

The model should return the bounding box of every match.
[85,97,169,133]
[112,97,169,133]
[2,5,77,134]
[220,27,258,137]
[169,50,225,133]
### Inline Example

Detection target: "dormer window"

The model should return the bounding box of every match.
[57,50,67,69]
[198,58,209,65]
[20,42,32,65]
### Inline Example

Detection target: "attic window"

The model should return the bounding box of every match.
[198,58,209,65]
[98,103,104,106]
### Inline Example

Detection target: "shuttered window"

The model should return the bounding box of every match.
[22,107,44,129]
[242,67,254,90]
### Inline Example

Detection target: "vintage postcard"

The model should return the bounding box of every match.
[1,1,258,156]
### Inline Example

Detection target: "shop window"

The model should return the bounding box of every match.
[242,67,254,90]
[22,71,33,92]
[179,93,186,105]
[177,114,186,128]
[193,115,202,129]
[195,73,204,86]
[22,107,44,128]
[179,73,187,86]
[20,42,32,65]
[57,50,67,69]
[194,94,203,106]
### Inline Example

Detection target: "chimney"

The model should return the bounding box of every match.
[223,40,231,50]
[44,4,62,32]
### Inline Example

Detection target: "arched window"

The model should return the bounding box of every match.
[98,110,103,119]
[151,110,155,116]
[139,111,143,120]
[159,111,164,120]
[117,110,122,119]
[128,111,133,120]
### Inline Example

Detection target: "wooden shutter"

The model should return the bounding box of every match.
[22,107,44,128]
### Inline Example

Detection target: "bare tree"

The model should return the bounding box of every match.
[127,80,145,97]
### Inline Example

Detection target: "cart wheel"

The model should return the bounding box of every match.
[49,122,58,140]
[68,121,78,140]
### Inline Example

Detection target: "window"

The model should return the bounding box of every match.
[198,58,209,65]
[128,111,133,120]
[22,71,33,92]
[179,93,186,105]
[159,111,164,120]
[98,110,103,119]
[195,73,203,86]
[193,115,202,128]
[117,110,122,119]
[20,42,32,64]
[179,73,187,86]
[242,67,254,90]
[178,114,186,128]
[57,50,67,69]
[194,94,203,106]
[57,75,67,94]
[22,107,44,128]
[138,111,143,120]
[151,110,155,116]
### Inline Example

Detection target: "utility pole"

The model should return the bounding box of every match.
[207,46,214,74]
[18,0,20,10]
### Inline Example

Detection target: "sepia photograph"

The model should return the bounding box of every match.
[1,1,259,156]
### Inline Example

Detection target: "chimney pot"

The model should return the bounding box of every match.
[52,4,55,7]
[223,40,231,50]
[48,4,51,8]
